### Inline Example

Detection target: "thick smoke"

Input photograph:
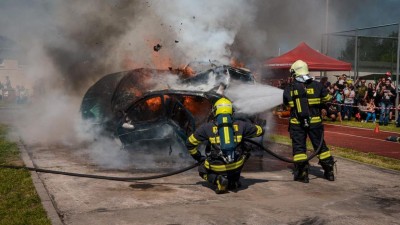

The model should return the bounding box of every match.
[0,0,269,169]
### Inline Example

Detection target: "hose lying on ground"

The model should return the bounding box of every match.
[0,161,202,182]
[243,132,324,164]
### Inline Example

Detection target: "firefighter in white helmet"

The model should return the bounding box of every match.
[283,60,335,183]
[186,97,264,194]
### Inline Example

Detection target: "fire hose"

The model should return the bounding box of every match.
[0,135,323,181]
[243,132,324,164]
[0,162,202,182]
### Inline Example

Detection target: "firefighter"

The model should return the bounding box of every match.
[186,97,264,194]
[283,60,335,183]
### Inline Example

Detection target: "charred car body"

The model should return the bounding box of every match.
[80,65,263,154]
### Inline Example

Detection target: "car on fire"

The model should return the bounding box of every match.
[80,64,262,154]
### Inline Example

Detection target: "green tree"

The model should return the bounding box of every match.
[340,31,398,63]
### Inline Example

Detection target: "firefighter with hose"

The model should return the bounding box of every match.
[186,97,264,194]
[283,60,335,183]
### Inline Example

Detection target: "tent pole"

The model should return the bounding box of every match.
[354,29,359,81]
[395,23,399,123]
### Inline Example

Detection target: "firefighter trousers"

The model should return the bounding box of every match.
[289,122,329,158]
[198,158,242,185]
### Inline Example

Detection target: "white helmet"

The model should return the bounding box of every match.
[290,60,312,83]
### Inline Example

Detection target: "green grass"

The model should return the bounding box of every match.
[324,118,400,133]
[0,125,51,225]
[269,134,400,171]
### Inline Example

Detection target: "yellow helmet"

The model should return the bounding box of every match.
[213,97,233,116]
[290,60,309,77]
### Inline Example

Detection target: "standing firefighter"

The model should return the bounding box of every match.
[283,60,335,183]
[186,97,264,194]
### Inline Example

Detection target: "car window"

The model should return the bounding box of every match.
[127,96,164,123]
[181,95,212,126]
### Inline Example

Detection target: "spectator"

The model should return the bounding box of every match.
[327,100,342,122]
[343,84,355,120]
[379,79,395,126]
[333,84,344,117]
[375,77,386,92]
[365,98,377,123]
[336,74,346,90]
[355,79,368,103]
[385,71,392,81]
[357,99,368,122]
[367,82,375,100]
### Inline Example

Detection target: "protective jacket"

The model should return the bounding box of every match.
[283,80,332,125]
[186,120,263,174]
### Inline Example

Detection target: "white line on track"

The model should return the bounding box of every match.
[324,131,398,143]
[325,123,398,134]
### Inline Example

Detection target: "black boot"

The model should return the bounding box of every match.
[293,162,309,183]
[319,157,335,181]
[215,175,228,194]
[228,180,242,190]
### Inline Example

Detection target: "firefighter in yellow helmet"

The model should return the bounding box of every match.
[186,97,264,194]
[283,60,335,183]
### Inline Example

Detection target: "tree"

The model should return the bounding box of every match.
[340,31,398,64]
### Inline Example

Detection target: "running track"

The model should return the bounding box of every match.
[271,117,400,159]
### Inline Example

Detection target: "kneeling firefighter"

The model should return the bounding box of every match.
[283,60,335,183]
[186,97,264,194]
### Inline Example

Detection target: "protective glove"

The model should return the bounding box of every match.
[199,155,207,162]
[192,152,206,163]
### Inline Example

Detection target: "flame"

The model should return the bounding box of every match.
[182,66,195,77]
[183,96,210,117]
[183,96,197,113]
[230,58,245,68]
[146,97,162,111]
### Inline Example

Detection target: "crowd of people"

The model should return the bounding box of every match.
[321,72,399,127]
[273,72,400,128]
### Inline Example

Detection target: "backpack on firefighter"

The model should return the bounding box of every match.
[289,60,316,128]
[210,98,239,163]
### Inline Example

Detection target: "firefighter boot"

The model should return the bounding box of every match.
[228,180,242,190]
[215,175,229,194]
[319,157,335,181]
[293,162,309,183]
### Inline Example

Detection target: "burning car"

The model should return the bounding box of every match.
[80,65,261,153]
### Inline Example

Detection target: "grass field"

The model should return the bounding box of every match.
[0,125,51,225]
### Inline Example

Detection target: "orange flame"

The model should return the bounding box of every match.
[183,96,210,117]
[146,97,162,111]
[230,58,245,68]
[183,97,197,114]
[182,66,195,77]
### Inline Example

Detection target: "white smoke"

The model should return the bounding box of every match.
[113,0,257,68]
[225,83,283,115]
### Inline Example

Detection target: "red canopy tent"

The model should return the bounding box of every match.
[265,42,352,71]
